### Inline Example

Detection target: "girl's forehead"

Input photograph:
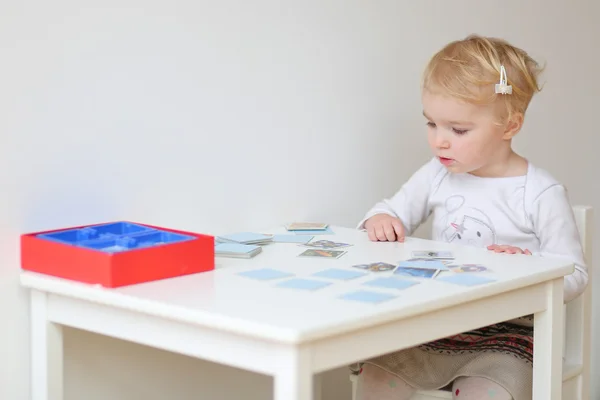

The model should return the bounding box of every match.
[422,91,494,122]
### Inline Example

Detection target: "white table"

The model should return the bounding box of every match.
[21,226,572,400]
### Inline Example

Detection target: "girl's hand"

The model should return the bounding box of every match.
[487,244,532,255]
[364,214,406,242]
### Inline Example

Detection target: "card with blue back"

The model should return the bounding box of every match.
[276,278,332,291]
[312,268,367,280]
[339,290,398,304]
[363,277,419,290]
[237,268,293,281]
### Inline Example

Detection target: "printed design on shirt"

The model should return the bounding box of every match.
[440,195,497,247]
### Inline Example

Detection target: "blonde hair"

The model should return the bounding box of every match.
[422,34,544,123]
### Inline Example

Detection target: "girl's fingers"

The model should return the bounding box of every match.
[375,225,387,241]
[384,223,397,242]
[488,244,530,255]
[367,226,377,242]
[391,220,405,242]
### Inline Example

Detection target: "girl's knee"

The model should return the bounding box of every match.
[452,376,513,400]
[358,364,416,400]
[361,363,391,383]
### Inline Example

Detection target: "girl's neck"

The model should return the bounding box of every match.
[469,150,528,178]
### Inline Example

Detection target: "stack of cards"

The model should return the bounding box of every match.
[285,222,335,235]
[285,222,328,231]
[216,232,273,246]
[215,243,262,259]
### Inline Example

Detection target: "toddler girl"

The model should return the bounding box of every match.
[354,35,587,400]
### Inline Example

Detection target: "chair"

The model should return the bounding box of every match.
[349,205,593,400]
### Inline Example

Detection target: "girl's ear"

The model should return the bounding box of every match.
[502,113,523,140]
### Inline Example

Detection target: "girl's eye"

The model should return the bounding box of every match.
[426,122,436,128]
[452,128,468,135]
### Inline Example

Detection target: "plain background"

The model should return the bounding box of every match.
[2,1,599,399]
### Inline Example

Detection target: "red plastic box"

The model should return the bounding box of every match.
[20,221,215,288]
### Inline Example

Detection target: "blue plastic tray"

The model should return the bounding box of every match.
[36,222,195,253]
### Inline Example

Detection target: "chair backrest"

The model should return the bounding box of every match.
[565,205,593,399]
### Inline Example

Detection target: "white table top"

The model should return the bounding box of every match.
[21,226,574,344]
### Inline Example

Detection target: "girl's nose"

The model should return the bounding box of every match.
[433,133,450,149]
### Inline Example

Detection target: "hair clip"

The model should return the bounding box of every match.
[495,65,512,94]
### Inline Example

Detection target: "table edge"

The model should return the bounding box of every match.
[20,260,572,345]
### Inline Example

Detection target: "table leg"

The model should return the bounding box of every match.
[533,278,564,399]
[274,346,312,400]
[30,290,63,400]
[313,373,322,400]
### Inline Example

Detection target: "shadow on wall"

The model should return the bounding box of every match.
[64,327,353,400]
[412,215,433,240]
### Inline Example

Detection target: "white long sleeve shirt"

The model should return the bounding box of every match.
[359,157,588,302]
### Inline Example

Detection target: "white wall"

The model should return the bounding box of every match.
[2,1,599,399]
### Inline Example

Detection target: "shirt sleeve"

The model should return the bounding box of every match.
[357,157,445,235]
[530,184,588,303]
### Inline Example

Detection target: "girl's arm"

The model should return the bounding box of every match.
[531,184,588,303]
[357,157,445,236]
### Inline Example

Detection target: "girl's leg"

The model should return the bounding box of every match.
[452,376,512,400]
[356,363,416,400]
